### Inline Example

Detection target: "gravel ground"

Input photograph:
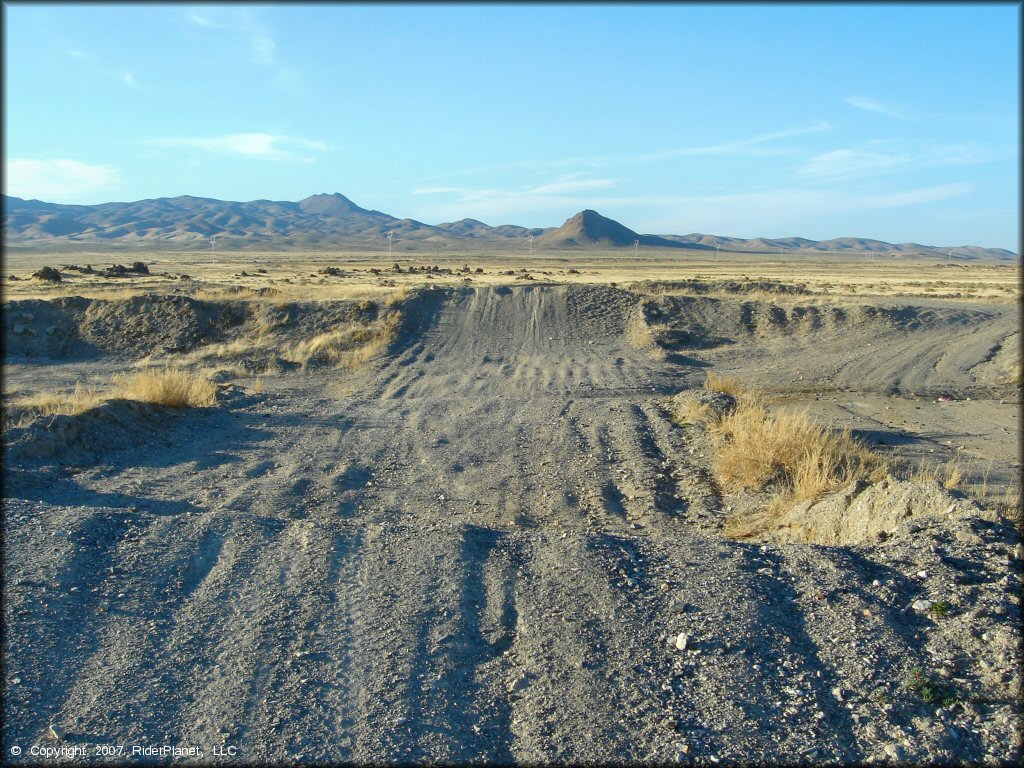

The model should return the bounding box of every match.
[3,284,1021,765]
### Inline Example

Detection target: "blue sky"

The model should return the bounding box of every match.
[3,3,1019,249]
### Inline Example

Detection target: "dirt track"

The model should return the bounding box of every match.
[3,285,1021,764]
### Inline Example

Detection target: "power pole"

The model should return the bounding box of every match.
[387,231,394,258]
[528,234,534,258]
[634,239,639,257]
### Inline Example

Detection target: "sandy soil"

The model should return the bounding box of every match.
[2,280,1021,764]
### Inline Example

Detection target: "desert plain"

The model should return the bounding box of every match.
[2,246,1021,764]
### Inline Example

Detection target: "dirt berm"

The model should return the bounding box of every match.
[3,284,1021,764]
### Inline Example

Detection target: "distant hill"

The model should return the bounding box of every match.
[2,193,1016,260]
[537,209,694,249]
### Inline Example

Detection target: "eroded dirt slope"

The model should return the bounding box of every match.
[3,285,1021,764]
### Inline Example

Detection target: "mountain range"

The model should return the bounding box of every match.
[2,193,1016,260]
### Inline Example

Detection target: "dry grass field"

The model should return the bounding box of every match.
[3,246,1021,764]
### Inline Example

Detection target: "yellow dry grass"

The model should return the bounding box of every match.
[7,383,105,426]
[690,377,889,537]
[113,367,217,408]
[286,311,401,369]
[626,314,655,349]
[704,371,747,397]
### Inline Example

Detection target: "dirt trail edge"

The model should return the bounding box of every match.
[3,285,1021,765]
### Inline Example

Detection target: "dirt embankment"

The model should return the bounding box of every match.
[2,284,1021,765]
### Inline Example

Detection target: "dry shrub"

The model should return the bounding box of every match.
[703,385,888,535]
[997,361,1021,387]
[113,367,216,408]
[288,311,401,369]
[704,371,746,397]
[385,286,410,306]
[906,457,965,491]
[7,383,104,426]
[626,314,656,349]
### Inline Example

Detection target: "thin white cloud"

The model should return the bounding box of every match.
[859,183,974,208]
[413,122,832,186]
[412,186,465,195]
[797,148,913,182]
[4,159,118,201]
[797,140,1014,182]
[410,176,616,203]
[845,96,910,120]
[63,49,139,89]
[186,7,288,73]
[188,11,222,28]
[148,133,328,161]
[529,178,616,195]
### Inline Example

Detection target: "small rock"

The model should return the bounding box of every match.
[955,530,983,546]
[49,723,66,741]
[884,744,903,761]
[12,323,25,335]
[912,599,932,612]
[916,570,928,579]
[675,633,690,651]
[507,674,529,693]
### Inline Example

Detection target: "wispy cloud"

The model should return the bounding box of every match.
[148,133,328,161]
[4,159,118,201]
[187,7,291,77]
[797,147,913,182]
[845,96,910,120]
[187,11,223,29]
[413,122,833,186]
[64,49,139,89]
[529,178,616,195]
[647,122,832,160]
[412,175,616,202]
[797,140,1015,182]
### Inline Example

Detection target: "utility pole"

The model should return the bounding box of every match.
[634,239,639,257]
[387,231,394,258]
[211,235,217,261]
[528,233,534,258]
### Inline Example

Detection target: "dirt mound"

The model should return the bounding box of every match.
[758,477,983,545]
[3,297,91,358]
[3,295,250,360]
[637,295,1007,351]
[79,295,248,356]
[5,399,182,462]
